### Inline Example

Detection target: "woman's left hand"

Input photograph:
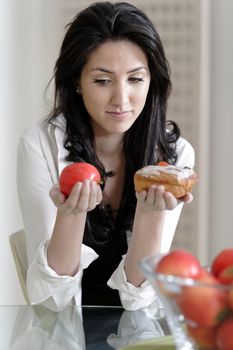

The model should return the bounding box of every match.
[136,185,193,212]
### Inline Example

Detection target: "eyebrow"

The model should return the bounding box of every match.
[90,66,148,74]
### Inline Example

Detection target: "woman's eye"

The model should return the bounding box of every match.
[129,77,144,83]
[94,79,111,85]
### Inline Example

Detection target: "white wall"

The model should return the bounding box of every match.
[208,0,233,260]
[1,0,233,304]
[0,0,62,304]
[0,0,21,304]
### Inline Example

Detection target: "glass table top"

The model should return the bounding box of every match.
[0,304,171,349]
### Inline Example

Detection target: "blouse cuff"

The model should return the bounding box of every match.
[107,255,159,311]
[27,239,98,309]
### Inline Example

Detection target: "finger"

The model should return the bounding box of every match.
[49,185,58,200]
[49,184,66,206]
[164,191,178,210]
[65,182,82,209]
[153,186,167,210]
[146,185,158,206]
[96,185,103,205]
[136,190,147,202]
[88,181,98,209]
[76,179,91,211]
[179,192,193,204]
[185,193,193,203]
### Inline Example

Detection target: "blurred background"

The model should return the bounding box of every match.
[1,0,233,304]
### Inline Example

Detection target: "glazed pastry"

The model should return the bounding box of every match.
[134,163,198,198]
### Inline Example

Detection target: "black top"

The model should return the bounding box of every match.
[82,235,128,306]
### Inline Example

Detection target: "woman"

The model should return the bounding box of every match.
[17,1,194,311]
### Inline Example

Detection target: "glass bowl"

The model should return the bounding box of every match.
[140,254,233,350]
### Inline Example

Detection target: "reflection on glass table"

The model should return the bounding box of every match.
[0,304,171,349]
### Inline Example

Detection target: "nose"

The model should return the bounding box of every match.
[110,82,129,107]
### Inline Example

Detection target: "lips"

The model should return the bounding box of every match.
[106,111,131,119]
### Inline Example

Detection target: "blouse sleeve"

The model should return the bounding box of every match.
[17,123,98,311]
[107,137,195,310]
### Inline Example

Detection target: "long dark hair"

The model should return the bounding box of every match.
[48,1,180,246]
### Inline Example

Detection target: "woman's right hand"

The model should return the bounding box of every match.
[49,180,103,215]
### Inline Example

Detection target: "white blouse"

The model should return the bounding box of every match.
[17,115,195,311]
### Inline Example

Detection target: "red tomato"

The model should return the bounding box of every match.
[218,266,233,284]
[187,324,216,349]
[211,248,233,284]
[216,318,233,350]
[156,249,202,279]
[59,162,101,196]
[178,274,228,328]
[228,283,233,311]
[155,250,203,298]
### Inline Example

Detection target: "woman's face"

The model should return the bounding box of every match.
[79,40,151,137]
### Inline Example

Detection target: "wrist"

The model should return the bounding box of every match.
[57,207,87,219]
[136,201,166,218]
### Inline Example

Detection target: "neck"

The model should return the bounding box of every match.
[95,134,124,158]
[94,135,125,178]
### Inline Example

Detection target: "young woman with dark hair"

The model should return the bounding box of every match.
[17,2,195,311]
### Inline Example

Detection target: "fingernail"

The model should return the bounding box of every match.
[50,189,56,198]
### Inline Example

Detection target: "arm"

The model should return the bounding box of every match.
[108,137,195,309]
[124,187,192,287]
[107,190,189,310]
[17,122,101,310]
[47,180,102,276]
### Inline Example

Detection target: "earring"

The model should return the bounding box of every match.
[76,87,81,94]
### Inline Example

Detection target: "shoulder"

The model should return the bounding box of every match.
[175,136,195,169]
[18,118,49,157]
[19,117,47,143]
[19,114,66,146]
